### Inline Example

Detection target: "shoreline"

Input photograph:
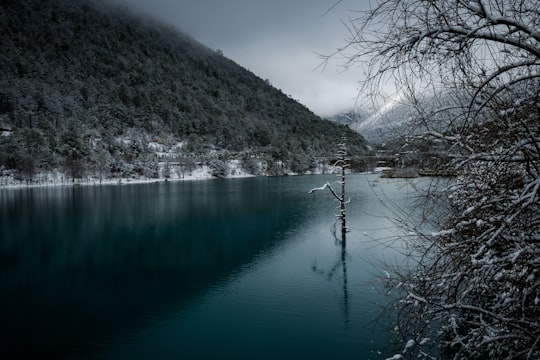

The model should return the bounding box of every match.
[0,158,359,190]
[0,160,259,189]
[0,166,431,190]
[0,170,256,190]
[0,166,436,190]
[1,161,429,191]
[0,166,347,190]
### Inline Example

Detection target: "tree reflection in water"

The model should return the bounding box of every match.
[312,232,350,327]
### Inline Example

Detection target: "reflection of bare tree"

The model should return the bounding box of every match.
[312,234,350,327]
[340,236,350,327]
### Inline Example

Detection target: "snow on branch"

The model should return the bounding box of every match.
[309,181,341,201]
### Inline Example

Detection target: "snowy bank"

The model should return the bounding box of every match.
[0,158,341,189]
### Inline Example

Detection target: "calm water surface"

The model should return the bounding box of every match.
[0,175,425,359]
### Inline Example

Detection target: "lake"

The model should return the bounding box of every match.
[0,174,425,359]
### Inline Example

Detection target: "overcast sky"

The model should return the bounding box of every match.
[109,0,371,118]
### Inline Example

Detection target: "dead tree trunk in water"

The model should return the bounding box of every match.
[337,143,348,238]
[309,141,350,240]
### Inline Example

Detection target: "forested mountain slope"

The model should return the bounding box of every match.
[0,0,368,183]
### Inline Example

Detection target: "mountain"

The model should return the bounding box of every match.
[329,105,414,144]
[0,0,368,184]
[352,102,417,144]
[328,93,466,172]
[332,92,468,145]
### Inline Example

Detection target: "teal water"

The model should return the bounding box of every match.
[0,175,423,359]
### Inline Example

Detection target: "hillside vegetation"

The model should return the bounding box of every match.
[0,0,368,184]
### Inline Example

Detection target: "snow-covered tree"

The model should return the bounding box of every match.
[334,0,540,358]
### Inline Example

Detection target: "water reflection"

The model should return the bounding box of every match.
[0,175,426,360]
[0,179,310,359]
[341,236,350,327]
[312,235,351,327]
